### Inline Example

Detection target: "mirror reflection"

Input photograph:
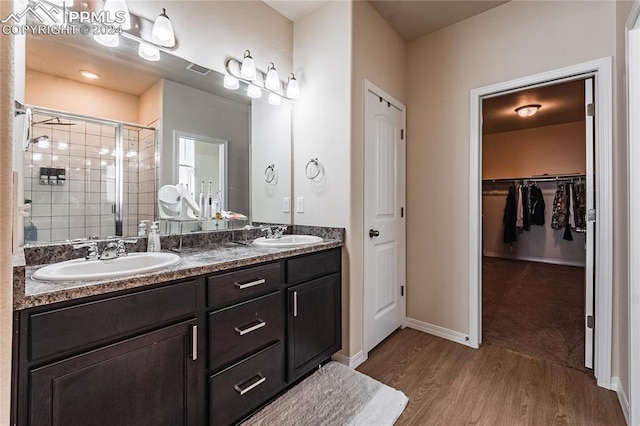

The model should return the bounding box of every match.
[22,21,292,245]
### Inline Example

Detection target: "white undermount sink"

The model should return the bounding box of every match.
[32,252,181,282]
[253,235,323,248]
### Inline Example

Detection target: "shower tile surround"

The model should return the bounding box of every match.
[23,113,157,244]
[13,225,345,310]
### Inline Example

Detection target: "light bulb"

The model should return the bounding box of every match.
[151,8,175,48]
[138,42,160,61]
[240,50,257,81]
[94,33,119,47]
[247,85,262,99]
[268,92,282,106]
[265,63,280,91]
[515,104,541,118]
[224,74,240,90]
[286,73,300,99]
[103,0,131,30]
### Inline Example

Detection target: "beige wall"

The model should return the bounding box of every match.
[406,0,621,357]
[483,121,586,179]
[350,1,406,358]
[25,70,140,123]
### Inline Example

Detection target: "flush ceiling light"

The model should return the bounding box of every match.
[94,32,119,47]
[138,42,160,61]
[247,84,262,99]
[223,74,239,90]
[240,50,257,81]
[265,63,280,91]
[268,92,282,106]
[286,73,300,99]
[151,8,175,48]
[80,70,101,79]
[515,104,541,118]
[103,0,131,30]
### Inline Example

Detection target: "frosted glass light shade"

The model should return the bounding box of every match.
[268,92,282,106]
[138,42,160,61]
[224,74,240,90]
[515,104,541,118]
[94,33,119,47]
[247,85,262,99]
[265,63,280,91]
[240,50,257,81]
[286,74,300,99]
[152,8,175,47]
[104,0,131,30]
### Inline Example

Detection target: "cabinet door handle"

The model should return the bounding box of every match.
[235,374,266,396]
[234,320,266,336]
[235,278,266,289]
[293,291,298,317]
[191,325,198,361]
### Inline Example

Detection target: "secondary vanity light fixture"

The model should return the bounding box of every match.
[151,8,176,48]
[265,63,280,91]
[286,73,300,99]
[94,32,119,47]
[515,104,541,118]
[103,0,131,30]
[138,42,160,62]
[240,50,257,80]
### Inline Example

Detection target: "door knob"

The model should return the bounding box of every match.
[369,229,380,238]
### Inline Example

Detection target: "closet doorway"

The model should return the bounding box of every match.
[480,78,594,372]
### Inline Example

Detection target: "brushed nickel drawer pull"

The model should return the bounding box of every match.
[235,374,266,396]
[293,291,298,317]
[191,325,198,361]
[234,320,266,336]
[235,278,266,289]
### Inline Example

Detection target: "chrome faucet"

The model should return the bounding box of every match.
[72,238,138,261]
[272,226,288,239]
[72,241,99,260]
[260,226,274,239]
[260,226,288,239]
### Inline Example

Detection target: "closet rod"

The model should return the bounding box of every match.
[482,173,586,183]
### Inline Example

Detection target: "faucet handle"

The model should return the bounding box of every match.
[116,238,138,256]
[260,227,273,238]
[72,241,99,260]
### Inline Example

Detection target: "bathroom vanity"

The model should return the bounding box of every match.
[11,235,342,426]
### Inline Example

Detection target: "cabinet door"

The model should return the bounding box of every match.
[29,319,198,426]
[287,273,341,381]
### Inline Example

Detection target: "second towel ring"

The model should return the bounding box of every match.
[305,158,323,180]
[264,164,276,183]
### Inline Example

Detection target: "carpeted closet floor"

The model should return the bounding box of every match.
[482,257,587,372]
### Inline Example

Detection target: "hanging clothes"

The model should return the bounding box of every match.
[515,185,523,229]
[572,182,587,233]
[563,182,573,241]
[529,185,546,225]
[522,185,530,231]
[503,185,517,243]
[551,183,568,229]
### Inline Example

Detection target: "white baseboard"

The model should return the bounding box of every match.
[405,317,472,347]
[611,377,630,425]
[484,252,586,268]
[332,350,367,369]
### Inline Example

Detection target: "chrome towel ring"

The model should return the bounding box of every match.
[305,158,323,180]
[264,164,276,183]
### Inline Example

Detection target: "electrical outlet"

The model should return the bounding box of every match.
[283,197,290,213]
[296,197,304,213]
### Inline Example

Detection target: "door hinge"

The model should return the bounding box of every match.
[587,209,596,222]
[401,286,404,297]
[587,315,595,329]
[587,103,595,117]
[401,207,404,218]
[401,129,404,140]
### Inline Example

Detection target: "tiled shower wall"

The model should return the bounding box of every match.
[23,112,157,244]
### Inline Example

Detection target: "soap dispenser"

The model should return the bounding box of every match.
[147,221,161,252]
[198,180,206,219]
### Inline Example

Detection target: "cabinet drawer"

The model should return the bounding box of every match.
[209,292,283,371]
[28,280,198,362]
[286,248,341,285]
[210,341,284,426]
[207,262,282,308]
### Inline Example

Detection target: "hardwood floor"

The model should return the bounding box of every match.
[357,328,624,425]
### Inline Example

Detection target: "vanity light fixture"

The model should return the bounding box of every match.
[223,74,240,90]
[268,92,282,106]
[240,50,257,81]
[138,42,160,62]
[151,8,176,48]
[286,74,300,99]
[247,84,262,99]
[94,32,119,47]
[80,70,101,79]
[515,104,541,118]
[265,63,280,91]
[103,0,131,30]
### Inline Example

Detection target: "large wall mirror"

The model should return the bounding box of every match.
[22,13,292,244]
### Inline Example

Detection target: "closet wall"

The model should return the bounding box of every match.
[483,121,587,266]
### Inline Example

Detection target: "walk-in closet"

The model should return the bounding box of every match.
[481,78,592,372]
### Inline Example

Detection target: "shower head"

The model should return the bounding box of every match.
[32,117,76,126]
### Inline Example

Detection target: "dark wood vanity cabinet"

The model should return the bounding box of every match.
[13,247,342,426]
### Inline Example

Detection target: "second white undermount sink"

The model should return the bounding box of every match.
[253,235,323,248]
[32,252,181,282]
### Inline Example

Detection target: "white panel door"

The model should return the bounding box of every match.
[584,77,595,369]
[364,86,405,353]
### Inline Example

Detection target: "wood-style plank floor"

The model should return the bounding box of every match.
[357,328,624,426]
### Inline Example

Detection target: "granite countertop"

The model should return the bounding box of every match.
[14,236,343,311]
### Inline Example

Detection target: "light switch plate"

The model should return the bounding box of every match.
[296,197,304,213]
[283,197,290,213]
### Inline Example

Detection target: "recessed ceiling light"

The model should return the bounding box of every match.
[515,104,541,118]
[80,70,101,79]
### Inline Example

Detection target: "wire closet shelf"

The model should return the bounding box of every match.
[482,173,586,184]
